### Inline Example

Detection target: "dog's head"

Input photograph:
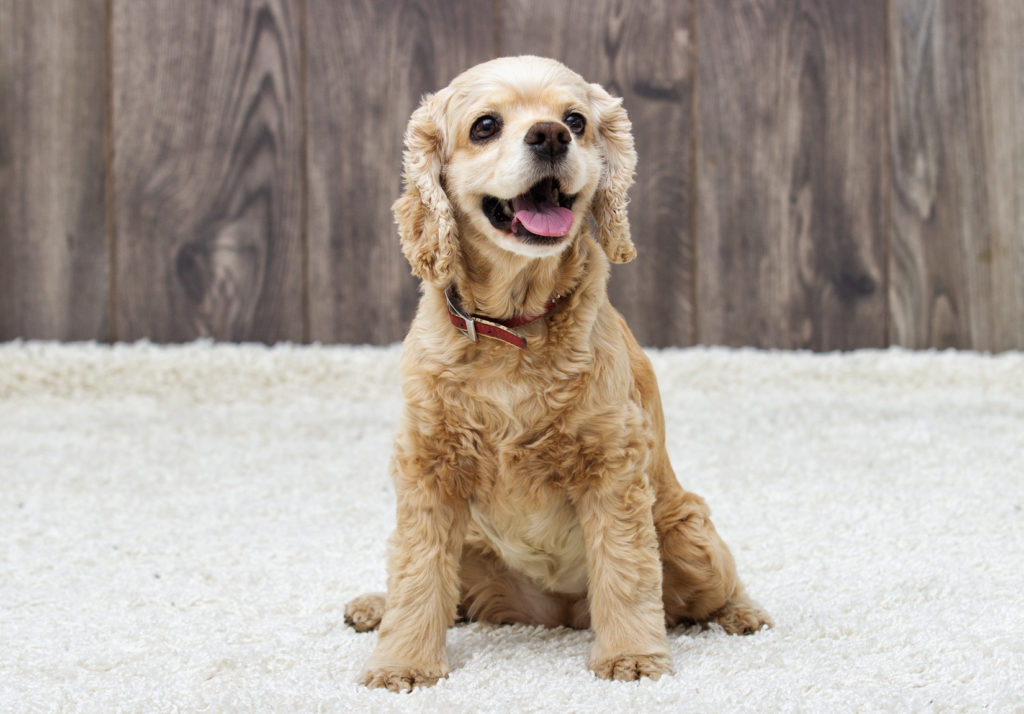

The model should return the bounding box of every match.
[394,56,637,285]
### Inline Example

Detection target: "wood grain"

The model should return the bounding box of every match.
[501,0,695,347]
[111,0,305,343]
[2,2,1023,349]
[696,0,889,350]
[0,0,109,340]
[306,0,495,345]
[982,1,1024,351]
[890,0,1024,350]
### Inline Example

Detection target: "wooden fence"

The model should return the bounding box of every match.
[2,0,1022,349]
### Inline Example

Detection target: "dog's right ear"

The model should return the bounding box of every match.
[392,91,459,285]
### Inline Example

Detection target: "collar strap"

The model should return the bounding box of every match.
[445,288,564,349]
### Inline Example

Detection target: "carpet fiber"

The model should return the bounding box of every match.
[1,341,1022,712]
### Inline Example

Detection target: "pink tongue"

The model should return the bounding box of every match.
[510,196,574,237]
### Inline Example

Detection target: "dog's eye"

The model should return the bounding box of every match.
[564,112,586,136]
[470,115,501,142]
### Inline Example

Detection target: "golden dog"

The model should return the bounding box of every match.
[346,56,771,691]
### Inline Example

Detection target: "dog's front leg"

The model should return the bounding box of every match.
[573,471,673,681]
[360,474,468,692]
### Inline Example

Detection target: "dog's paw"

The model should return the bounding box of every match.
[711,594,773,634]
[360,664,447,692]
[344,592,385,632]
[591,653,674,682]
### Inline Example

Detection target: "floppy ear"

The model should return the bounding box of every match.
[588,83,637,263]
[392,92,459,284]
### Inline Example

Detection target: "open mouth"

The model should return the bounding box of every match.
[482,177,577,244]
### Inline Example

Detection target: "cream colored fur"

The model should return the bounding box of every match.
[346,56,771,692]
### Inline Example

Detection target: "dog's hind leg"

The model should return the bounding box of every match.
[459,543,589,629]
[345,592,386,632]
[654,481,772,634]
[345,546,588,634]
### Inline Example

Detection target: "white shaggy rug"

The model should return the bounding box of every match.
[1,341,1022,713]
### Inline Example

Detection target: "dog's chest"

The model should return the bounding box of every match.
[469,486,588,595]
[459,366,552,429]
[457,366,591,594]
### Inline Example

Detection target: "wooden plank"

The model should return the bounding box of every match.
[0,0,109,341]
[890,0,1024,351]
[306,0,495,345]
[111,0,304,343]
[500,0,695,347]
[982,1,1024,350]
[696,0,888,350]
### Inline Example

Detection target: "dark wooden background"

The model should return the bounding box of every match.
[2,0,1022,350]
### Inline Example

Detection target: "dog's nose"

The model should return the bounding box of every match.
[524,122,571,160]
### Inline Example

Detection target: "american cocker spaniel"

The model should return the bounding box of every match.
[345,55,771,691]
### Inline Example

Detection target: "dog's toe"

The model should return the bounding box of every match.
[592,653,674,682]
[711,593,773,634]
[361,665,447,691]
[345,592,386,632]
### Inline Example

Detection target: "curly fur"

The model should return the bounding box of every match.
[349,56,771,692]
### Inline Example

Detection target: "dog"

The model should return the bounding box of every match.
[345,55,771,691]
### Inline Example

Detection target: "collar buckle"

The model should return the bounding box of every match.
[445,288,477,342]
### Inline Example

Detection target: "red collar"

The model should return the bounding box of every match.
[444,288,565,349]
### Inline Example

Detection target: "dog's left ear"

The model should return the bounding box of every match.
[588,83,637,264]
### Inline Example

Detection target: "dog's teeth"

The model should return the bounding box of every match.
[500,199,513,218]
